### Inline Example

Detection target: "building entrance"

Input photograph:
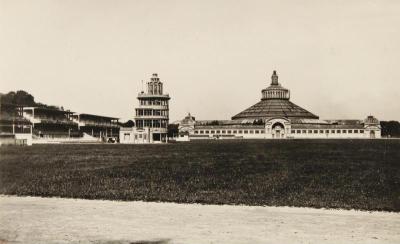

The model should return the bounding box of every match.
[272,122,284,139]
[370,130,375,139]
[153,133,161,141]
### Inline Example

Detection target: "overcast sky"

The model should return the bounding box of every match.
[1,0,399,121]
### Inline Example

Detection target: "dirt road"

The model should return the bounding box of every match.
[0,196,399,244]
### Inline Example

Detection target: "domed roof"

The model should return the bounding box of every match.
[364,115,379,125]
[232,71,319,120]
[232,99,319,120]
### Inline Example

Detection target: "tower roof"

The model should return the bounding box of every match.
[232,71,319,120]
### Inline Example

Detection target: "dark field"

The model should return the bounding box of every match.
[0,140,399,211]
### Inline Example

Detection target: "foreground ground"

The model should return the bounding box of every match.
[0,196,399,244]
[0,140,399,211]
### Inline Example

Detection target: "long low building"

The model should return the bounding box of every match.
[23,107,78,138]
[71,113,119,139]
[176,71,381,140]
[22,107,120,142]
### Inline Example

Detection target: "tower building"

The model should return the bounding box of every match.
[134,73,170,143]
[120,73,171,143]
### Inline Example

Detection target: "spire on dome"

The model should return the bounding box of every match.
[271,70,279,85]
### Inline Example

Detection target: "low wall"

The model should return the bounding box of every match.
[0,134,32,146]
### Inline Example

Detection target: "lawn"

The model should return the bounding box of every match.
[0,140,399,211]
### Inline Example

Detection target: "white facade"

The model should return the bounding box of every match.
[120,127,151,144]
[15,133,33,146]
[187,116,381,140]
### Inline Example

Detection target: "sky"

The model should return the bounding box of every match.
[1,0,399,122]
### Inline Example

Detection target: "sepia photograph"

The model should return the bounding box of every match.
[0,0,399,243]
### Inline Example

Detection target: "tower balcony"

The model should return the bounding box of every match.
[137,105,169,110]
[137,93,170,100]
[135,115,169,119]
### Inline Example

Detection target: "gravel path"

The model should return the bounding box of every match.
[0,196,399,244]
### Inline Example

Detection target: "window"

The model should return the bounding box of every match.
[244,130,248,134]
[143,134,147,140]
[302,130,306,133]
[233,130,237,134]
[297,130,301,133]
[195,131,199,134]
[135,135,138,139]
[205,130,209,134]
[260,130,265,133]
[139,134,142,138]
[153,120,160,128]
[227,130,232,134]
[137,120,144,128]
[255,130,260,134]
[354,130,358,133]
[222,130,226,134]
[216,130,220,134]
[211,130,215,134]
[291,130,296,133]
[250,130,254,134]
[360,130,364,133]
[314,130,318,133]
[337,130,341,133]
[238,130,243,134]
[348,130,353,133]
[342,130,347,133]
[200,130,204,134]
[319,130,324,133]
[331,130,335,133]
[325,130,329,133]
[308,130,312,133]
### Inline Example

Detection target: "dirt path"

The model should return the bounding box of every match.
[0,196,399,244]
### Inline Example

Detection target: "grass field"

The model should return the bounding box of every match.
[0,140,399,211]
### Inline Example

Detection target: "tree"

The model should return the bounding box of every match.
[380,121,400,138]
[120,120,135,127]
[207,120,221,126]
[253,119,265,125]
[14,90,35,106]
[168,124,179,138]
[0,90,59,109]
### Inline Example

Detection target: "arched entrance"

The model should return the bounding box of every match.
[272,122,284,139]
[370,130,375,139]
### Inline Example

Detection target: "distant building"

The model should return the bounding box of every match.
[183,71,381,140]
[23,107,78,139]
[172,113,195,141]
[21,107,119,143]
[71,113,119,140]
[120,73,170,143]
[178,113,196,134]
[0,103,32,146]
